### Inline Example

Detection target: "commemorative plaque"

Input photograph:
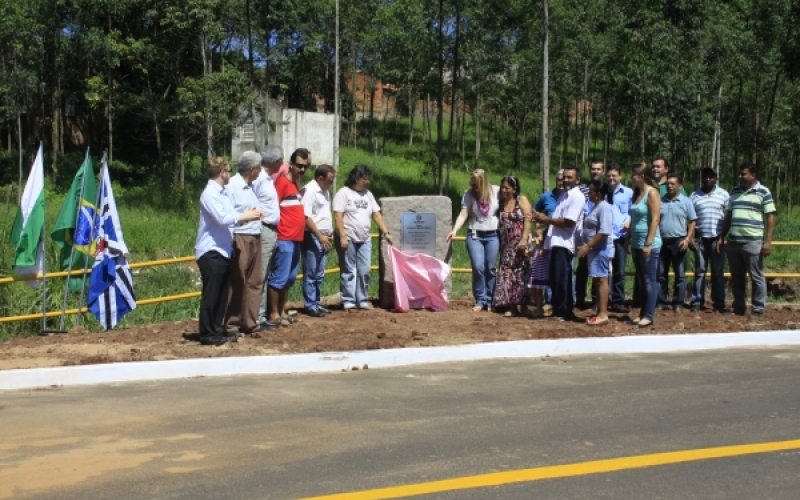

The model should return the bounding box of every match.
[401,212,437,256]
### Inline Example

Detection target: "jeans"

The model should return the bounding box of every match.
[267,240,301,290]
[726,241,766,314]
[632,247,661,322]
[302,233,330,310]
[338,238,372,309]
[549,246,575,318]
[465,231,499,308]
[197,251,231,338]
[691,237,726,311]
[610,238,627,305]
[657,239,688,308]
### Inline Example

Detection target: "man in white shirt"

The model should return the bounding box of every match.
[194,157,261,345]
[253,144,283,328]
[533,165,585,320]
[300,164,336,316]
[224,151,265,336]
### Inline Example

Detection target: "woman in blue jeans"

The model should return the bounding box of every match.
[627,163,662,328]
[447,169,500,311]
[333,165,393,311]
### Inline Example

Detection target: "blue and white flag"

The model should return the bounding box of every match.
[88,160,136,329]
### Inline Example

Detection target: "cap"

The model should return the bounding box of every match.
[701,167,718,177]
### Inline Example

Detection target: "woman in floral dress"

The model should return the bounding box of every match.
[493,176,533,316]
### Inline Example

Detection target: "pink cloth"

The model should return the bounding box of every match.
[388,246,450,313]
[271,162,290,181]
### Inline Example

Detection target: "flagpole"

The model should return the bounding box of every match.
[40,224,48,333]
[39,144,47,333]
[78,150,105,325]
[59,147,90,331]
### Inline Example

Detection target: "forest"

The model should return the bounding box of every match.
[2,0,800,209]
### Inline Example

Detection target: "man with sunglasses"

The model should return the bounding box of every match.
[266,148,311,326]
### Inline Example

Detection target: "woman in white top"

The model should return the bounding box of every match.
[446,169,500,311]
[333,164,393,311]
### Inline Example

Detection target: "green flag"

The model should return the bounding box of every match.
[10,143,46,287]
[51,151,97,291]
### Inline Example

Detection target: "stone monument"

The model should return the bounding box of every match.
[378,196,453,308]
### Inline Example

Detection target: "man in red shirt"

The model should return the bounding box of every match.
[267,149,310,325]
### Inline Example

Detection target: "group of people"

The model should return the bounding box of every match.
[194,146,391,345]
[453,158,777,327]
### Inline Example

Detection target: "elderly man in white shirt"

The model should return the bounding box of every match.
[300,164,336,316]
[195,157,261,345]
[224,151,265,336]
[253,144,283,328]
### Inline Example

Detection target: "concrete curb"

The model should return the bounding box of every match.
[2,330,800,391]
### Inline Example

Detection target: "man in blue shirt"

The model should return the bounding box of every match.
[606,164,633,313]
[658,174,697,310]
[194,157,262,345]
[534,170,564,218]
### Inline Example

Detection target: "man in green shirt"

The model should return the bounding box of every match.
[720,163,777,316]
[652,157,687,197]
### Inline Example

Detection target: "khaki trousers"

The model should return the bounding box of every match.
[225,234,262,333]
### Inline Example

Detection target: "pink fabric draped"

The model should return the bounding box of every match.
[388,246,450,313]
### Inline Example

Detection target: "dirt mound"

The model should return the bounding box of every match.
[2,301,799,371]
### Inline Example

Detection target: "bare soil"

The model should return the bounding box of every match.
[2,301,799,371]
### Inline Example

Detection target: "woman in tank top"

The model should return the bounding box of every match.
[627,163,662,328]
[447,169,500,311]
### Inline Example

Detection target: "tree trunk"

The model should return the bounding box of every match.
[201,33,214,158]
[757,68,782,165]
[436,0,445,193]
[444,1,461,195]
[474,93,481,169]
[541,0,550,191]
[51,80,60,182]
[408,85,415,145]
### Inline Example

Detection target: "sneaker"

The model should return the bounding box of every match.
[690,305,700,313]
[359,302,374,311]
[752,310,765,317]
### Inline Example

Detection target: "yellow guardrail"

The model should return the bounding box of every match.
[1,237,799,324]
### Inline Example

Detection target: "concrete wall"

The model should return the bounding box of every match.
[277,109,337,166]
[231,101,337,166]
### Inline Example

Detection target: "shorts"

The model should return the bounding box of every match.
[588,248,610,278]
[267,240,301,289]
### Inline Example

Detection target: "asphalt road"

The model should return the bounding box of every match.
[2,346,800,499]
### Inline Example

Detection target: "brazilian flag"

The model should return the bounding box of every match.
[51,151,98,291]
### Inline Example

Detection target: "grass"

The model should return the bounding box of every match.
[2,116,800,339]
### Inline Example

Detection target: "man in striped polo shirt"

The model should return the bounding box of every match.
[689,167,729,313]
[720,163,777,316]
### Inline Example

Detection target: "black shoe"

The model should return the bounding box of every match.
[306,308,327,318]
[318,306,332,314]
[609,304,630,314]
[690,305,700,313]
[724,310,746,316]
[659,304,671,311]
[200,335,228,346]
[752,310,765,317]
[576,301,592,311]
